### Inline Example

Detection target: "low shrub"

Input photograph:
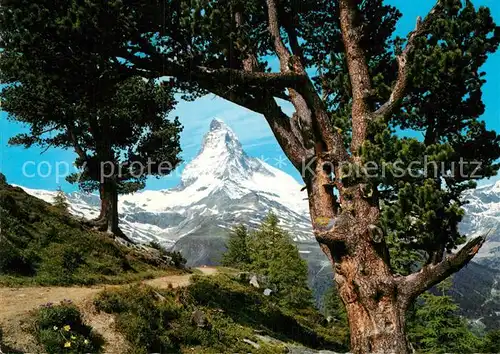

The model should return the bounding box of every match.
[32,300,103,353]
[95,284,284,353]
[94,275,346,354]
[148,241,187,268]
[187,274,345,350]
[95,285,183,354]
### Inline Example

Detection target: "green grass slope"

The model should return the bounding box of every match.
[94,273,348,354]
[0,174,178,286]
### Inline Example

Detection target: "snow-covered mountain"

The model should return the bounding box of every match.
[19,119,500,264]
[460,181,500,269]
[20,119,312,251]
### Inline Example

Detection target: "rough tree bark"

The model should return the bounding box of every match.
[102,178,120,236]
[66,124,126,239]
[264,1,483,352]
[126,0,485,352]
[97,182,109,222]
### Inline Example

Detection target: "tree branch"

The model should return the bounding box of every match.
[39,142,55,155]
[398,234,487,304]
[118,49,306,90]
[35,125,62,136]
[282,12,306,67]
[375,1,442,119]
[196,67,307,88]
[338,0,373,153]
[266,0,292,71]
[209,85,307,169]
[231,6,308,169]
[234,10,259,73]
[66,124,89,162]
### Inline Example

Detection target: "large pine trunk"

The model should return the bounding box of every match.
[102,178,120,235]
[319,214,412,353]
[345,298,409,354]
[343,288,410,353]
[335,242,411,354]
[93,179,120,236]
[307,157,412,354]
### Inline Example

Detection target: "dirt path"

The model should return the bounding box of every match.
[0,267,218,353]
[0,267,217,323]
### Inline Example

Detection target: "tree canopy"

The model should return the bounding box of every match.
[0,0,183,234]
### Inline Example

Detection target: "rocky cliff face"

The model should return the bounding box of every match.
[460,181,500,269]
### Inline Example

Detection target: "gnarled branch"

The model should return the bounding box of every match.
[196,67,308,89]
[338,0,373,153]
[375,1,442,120]
[398,234,487,305]
[205,84,307,170]
[266,0,292,71]
[119,49,307,91]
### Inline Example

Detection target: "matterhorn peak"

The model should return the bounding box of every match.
[200,118,243,155]
[209,117,228,131]
[180,119,250,186]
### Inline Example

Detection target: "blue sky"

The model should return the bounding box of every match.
[1,0,500,191]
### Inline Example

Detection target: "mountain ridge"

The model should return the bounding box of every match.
[19,118,313,248]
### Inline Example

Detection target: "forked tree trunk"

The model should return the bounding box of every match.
[313,207,412,353]
[307,154,412,354]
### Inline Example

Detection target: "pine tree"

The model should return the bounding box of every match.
[408,279,481,354]
[247,213,313,309]
[53,187,69,212]
[0,2,183,236]
[221,224,251,268]
[247,213,281,273]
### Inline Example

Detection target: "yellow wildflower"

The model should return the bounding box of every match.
[64,341,71,348]
[63,325,71,332]
[70,335,76,340]
[84,339,89,345]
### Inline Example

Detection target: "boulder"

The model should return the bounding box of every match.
[249,275,260,288]
[191,309,210,329]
